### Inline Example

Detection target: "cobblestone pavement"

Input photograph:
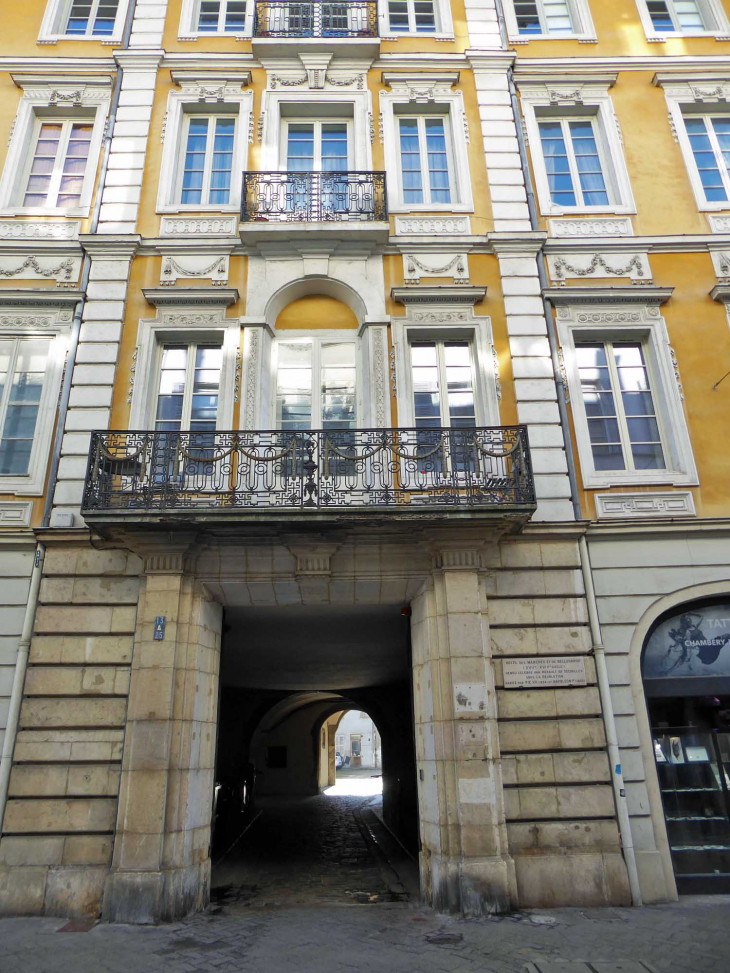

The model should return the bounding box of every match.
[1,793,728,973]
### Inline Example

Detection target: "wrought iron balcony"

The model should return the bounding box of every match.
[254,1,378,38]
[241,171,387,224]
[81,427,536,520]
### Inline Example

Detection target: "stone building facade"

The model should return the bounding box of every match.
[0,0,728,923]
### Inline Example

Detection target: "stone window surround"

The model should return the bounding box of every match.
[178,0,255,39]
[503,0,597,43]
[518,79,636,218]
[379,0,455,40]
[259,87,373,171]
[38,0,133,43]
[634,0,730,42]
[380,73,473,214]
[0,76,111,218]
[390,307,500,428]
[157,72,253,215]
[556,303,698,490]
[0,305,74,495]
[657,77,730,213]
[129,306,241,430]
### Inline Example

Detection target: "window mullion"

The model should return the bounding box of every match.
[669,2,682,32]
[606,343,634,473]
[538,1,548,33]
[311,340,321,430]
[181,342,196,429]
[219,1,226,31]
[417,116,429,205]
[0,340,20,442]
[562,120,584,207]
[707,121,730,199]
[436,341,450,428]
[202,118,215,205]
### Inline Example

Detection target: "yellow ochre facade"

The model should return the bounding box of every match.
[0,0,728,924]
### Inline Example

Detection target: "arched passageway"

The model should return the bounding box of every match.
[210,604,419,909]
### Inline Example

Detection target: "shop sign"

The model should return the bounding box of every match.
[644,603,730,679]
[502,656,587,688]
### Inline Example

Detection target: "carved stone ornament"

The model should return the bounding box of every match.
[371,326,388,427]
[395,216,470,236]
[404,253,469,285]
[244,327,260,430]
[381,73,459,104]
[595,491,696,520]
[0,220,81,240]
[160,216,237,237]
[549,252,649,282]
[708,214,730,233]
[0,254,80,285]
[548,86,584,105]
[549,217,633,238]
[160,254,230,286]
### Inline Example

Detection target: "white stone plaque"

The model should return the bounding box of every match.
[502,657,587,688]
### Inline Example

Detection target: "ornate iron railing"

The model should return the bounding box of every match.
[254,1,378,37]
[82,427,535,514]
[241,171,387,223]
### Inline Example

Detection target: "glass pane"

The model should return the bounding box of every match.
[399,118,423,204]
[539,121,576,205]
[591,444,626,470]
[425,118,450,204]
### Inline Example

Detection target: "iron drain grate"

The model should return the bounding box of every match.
[525,963,659,973]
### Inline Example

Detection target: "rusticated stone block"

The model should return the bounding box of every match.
[0,866,47,914]
[29,635,134,665]
[3,798,117,834]
[24,666,130,697]
[0,836,64,866]
[13,729,124,763]
[21,698,127,729]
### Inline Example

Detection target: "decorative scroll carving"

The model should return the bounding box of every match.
[160,216,237,236]
[0,220,80,240]
[669,345,684,400]
[160,254,229,286]
[551,253,646,281]
[557,347,569,403]
[549,217,633,238]
[372,327,387,427]
[234,347,242,402]
[396,216,470,236]
[491,344,501,401]
[0,255,77,284]
[404,253,469,284]
[244,327,260,429]
[389,347,397,394]
[127,346,138,404]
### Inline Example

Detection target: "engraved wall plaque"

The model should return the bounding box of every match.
[502,657,587,688]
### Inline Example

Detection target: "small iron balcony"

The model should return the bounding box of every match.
[254,0,378,38]
[81,427,536,521]
[241,171,387,225]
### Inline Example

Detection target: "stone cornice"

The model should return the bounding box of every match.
[710,283,730,303]
[162,53,256,71]
[80,234,140,259]
[143,286,240,308]
[489,231,547,257]
[0,289,83,308]
[391,285,486,306]
[112,50,164,71]
[544,285,674,306]
[0,57,116,72]
[11,73,114,88]
[170,69,251,88]
[512,55,730,75]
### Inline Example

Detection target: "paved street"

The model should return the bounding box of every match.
[1,790,728,973]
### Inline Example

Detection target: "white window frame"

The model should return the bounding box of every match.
[659,79,730,213]
[175,113,240,209]
[178,0,254,39]
[259,88,372,172]
[379,0,454,40]
[390,306,499,428]
[635,0,730,40]
[38,0,132,43]
[0,77,111,218]
[380,74,473,214]
[280,118,355,171]
[129,307,240,431]
[270,332,362,429]
[504,0,597,42]
[557,304,698,489]
[0,307,73,495]
[157,73,252,214]
[519,81,636,217]
[395,114,457,209]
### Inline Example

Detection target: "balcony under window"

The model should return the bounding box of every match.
[251,0,380,56]
[240,170,389,242]
[81,426,536,528]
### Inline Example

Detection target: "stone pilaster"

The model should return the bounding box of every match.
[103,543,222,924]
[411,533,516,916]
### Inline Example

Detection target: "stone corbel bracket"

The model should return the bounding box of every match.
[286,542,341,577]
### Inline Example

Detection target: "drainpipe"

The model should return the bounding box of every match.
[492,0,643,906]
[0,2,140,835]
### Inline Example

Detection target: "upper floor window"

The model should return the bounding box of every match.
[387,0,437,32]
[505,0,595,39]
[276,339,357,430]
[538,118,609,208]
[410,340,476,430]
[39,0,130,41]
[635,0,730,37]
[155,343,223,433]
[514,0,573,35]
[398,116,452,206]
[179,115,236,206]
[196,0,247,31]
[0,338,50,476]
[683,115,730,203]
[23,120,94,209]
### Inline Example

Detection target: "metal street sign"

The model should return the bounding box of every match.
[154,616,166,641]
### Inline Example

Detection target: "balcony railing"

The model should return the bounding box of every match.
[254,1,378,37]
[241,171,387,223]
[81,427,535,515]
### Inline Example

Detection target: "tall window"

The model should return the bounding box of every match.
[538,118,609,207]
[154,344,222,432]
[65,0,120,35]
[387,0,437,32]
[410,341,476,429]
[284,121,350,172]
[398,117,451,205]
[276,340,356,430]
[22,120,93,209]
[0,338,50,476]
[196,0,246,31]
[684,116,730,202]
[179,116,236,206]
[646,0,706,31]
[575,341,665,473]
[514,0,573,34]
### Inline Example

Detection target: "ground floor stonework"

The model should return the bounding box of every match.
[5,518,728,922]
